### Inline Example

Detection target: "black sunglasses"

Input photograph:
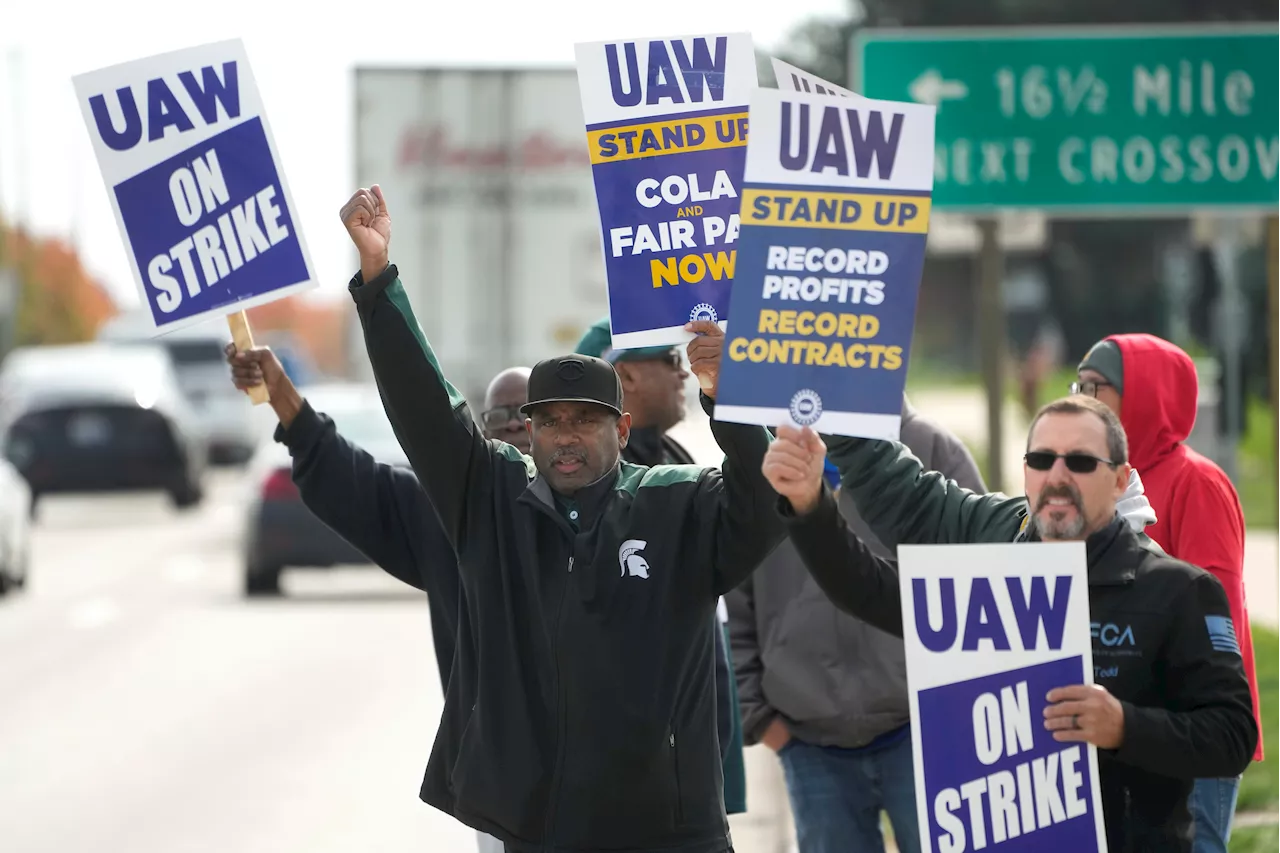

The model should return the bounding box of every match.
[1070,380,1112,397]
[1025,451,1118,474]
[629,350,683,370]
[480,405,524,429]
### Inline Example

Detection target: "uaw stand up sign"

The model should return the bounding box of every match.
[73,39,316,404]
[575,33,757,351]
[713,76,935,440]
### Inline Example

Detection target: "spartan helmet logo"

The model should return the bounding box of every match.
[619,539,650,579]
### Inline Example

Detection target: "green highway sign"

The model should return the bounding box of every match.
[851,24,1279,213]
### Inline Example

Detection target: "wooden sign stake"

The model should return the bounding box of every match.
[227,310,270,405]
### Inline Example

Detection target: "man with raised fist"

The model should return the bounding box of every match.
[339,185,783,852]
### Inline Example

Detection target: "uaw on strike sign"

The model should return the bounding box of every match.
[899,542,1107,853]
[73,40,315,334]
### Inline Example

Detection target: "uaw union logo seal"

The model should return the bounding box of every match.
[789,389,823,426]
[689,303,718,323]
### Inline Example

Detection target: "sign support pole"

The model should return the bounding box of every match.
[977,217,1005,491]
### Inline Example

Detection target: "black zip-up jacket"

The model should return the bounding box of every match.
[274,401,460,685]
[781,481,1257,853]
[350,265,784,852]
[623,428,734,767]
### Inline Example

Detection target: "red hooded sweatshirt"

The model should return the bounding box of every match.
[1108,333,1263,762]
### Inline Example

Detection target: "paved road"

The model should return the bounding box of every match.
[0,471,479,852]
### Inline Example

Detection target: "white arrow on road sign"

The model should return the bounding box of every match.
[909,69,969,106]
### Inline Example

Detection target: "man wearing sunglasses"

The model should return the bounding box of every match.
[1076,334,1261,853]
[575,317,693,467]
[574,316,748,817]
[760,394,1256,853]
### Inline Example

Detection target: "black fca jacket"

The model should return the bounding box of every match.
[275,401,460,685]
[351,265,784,853]
[782,484,1257,853]
[624,428,735,768]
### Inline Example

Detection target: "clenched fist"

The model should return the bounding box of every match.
[685,320,724,398]
[762,424,827,515]
[225,343,303,428]
[340,185,391,283]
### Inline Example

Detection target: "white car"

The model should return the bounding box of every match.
[97,312,259,464]
[0,457,31,595]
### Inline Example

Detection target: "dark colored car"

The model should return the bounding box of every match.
[0,343,208,514]
[239,383,408,596]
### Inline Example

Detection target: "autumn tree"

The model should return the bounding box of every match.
[0,221,117,355]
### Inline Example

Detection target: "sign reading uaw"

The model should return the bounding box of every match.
[714,77,936,440]
[73,39,315,335]
[899,542,1108,853]
[575,33,758,349]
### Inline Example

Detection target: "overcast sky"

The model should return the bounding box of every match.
[0,0,849,309]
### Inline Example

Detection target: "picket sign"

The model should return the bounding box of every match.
[73,39,317,406]
[899,541,1108,853]
[573,33,758,349]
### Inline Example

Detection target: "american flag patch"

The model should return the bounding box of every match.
[1205,616,1241,655]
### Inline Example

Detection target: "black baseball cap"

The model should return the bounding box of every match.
[520,354,624,416]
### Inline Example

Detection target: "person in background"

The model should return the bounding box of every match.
[768,395,1256,853]
[1003,265,1064,418]
[225,343,528,853]
[726,396,984,853]
[575,317,748,815]
[475,369,536,456]
[1075,334,1263,853]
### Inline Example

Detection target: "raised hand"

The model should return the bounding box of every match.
[226,343,279,393]
[762,424,827,515]
[225,343,303,427]
[340,185,392,282]
[685,320,724,397]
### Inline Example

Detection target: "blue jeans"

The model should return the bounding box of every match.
[778,733,921,853]
[1191,776,1241,852]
